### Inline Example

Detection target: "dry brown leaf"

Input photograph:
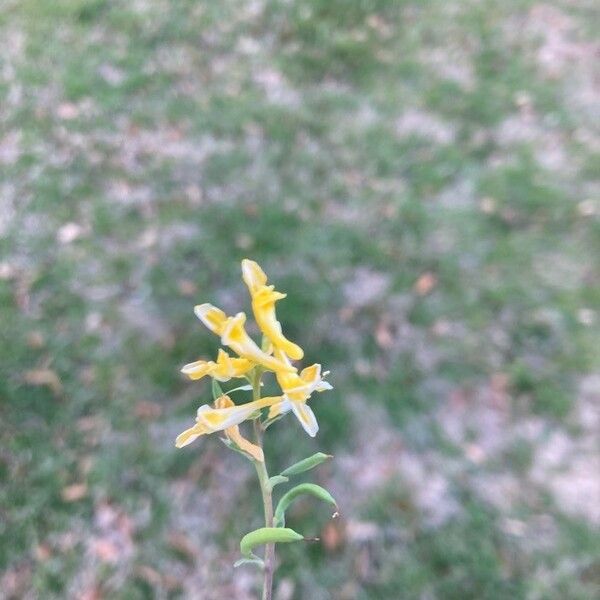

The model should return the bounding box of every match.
[92,539,120,563]
[23,368,62,395]
[177,279,197,297]
[77,588,103,600]
[413,272,437,296]
[375,321,394,349]
[322,519,345,553]
[134,400,162,420]
[61,483,88,502]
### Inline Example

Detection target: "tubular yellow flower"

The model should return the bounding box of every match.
[175,394,282,448]
[181,349,253,382]
[215,394,264,462]
[194,303,295,374]
[268,350,332,437]
[241,259,304,361]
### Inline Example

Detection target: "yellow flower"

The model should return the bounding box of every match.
[214,394,264,461]
[268,349,332,437]
[181,349,253,382]
[175,394,282,452]
[194,303,295,374]
[241,259,304,361]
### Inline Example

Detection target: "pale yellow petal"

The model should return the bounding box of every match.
[180,359,216,381]
[221,313,295,373]
[194,303,228,336]
[195,395,283,433]
[241,259,268,294]
[175,423,207,448]
[251,288,303,360]
[267,398,292,419]
[212,349,253,381]
[300,364,321,385]
[226,424,264,461]
[290,401,319,437]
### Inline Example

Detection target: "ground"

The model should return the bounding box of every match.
[1,0,599,598]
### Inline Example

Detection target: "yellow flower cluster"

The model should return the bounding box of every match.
[176,260,332,457]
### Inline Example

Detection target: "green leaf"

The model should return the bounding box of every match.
[268,475,289,490]
[240,527,304,560]
[274,484,337,527]
[233,557,264,570]
[212,379,224,400]
[280,452,333,477]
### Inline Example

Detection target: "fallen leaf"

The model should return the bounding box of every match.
[23,368,62,395]
[92,539,120,563]
[134,400,162,420]
[375,320,394,349]
[77,588,103,600]
[322,519,345,552]
[413,272,437,296]
[61,483,88,502]
[177,279,197,297]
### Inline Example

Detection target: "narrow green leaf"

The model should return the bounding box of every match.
[212,379,224,400]
[240,527,304,560]
[234,557,264,570]
[280,453,333,477]
[274,484,337,527]
[268,475,289,490]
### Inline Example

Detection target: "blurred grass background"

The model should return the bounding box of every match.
[1,0,599,598]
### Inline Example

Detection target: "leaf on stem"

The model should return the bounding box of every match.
[280,452,333,477]
[274,484,337,527]
[239,527,304,560]
[268,475,289,490]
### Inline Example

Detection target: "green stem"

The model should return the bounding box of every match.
[251,372,275,600]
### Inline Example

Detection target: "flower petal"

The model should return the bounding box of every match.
[195,395,283,433]
[241,259,268,294]
[290,401,319,437]
[181,359,216,381]
[267,397,292,419]
[226,425,264,462]
[212,349,253,381]
[241,260,304,360]
[194,303,228,336]
[175,423,207,448]
[221,313,295,373]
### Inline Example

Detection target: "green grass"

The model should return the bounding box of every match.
[1,0,599,598]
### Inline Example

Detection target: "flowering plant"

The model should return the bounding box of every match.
[175,260,336,599]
